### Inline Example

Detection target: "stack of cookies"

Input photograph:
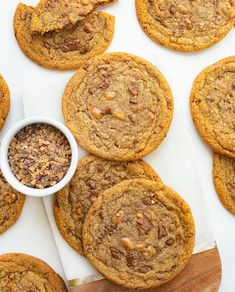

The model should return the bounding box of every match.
[55,52,196,289]
[14,0,116,70]
[190,57,235,215]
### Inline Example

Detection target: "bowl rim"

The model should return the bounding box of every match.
[0,116,78,197]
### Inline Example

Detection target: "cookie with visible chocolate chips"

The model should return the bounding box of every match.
[0,171,25,234]
[136,0,235,52]
[0,253,67,291]
[14,3,114,70]
[190,57,235,158]
[83,179,195,289]
[213,153,235,215]
[54,154,162,255]
[31,0,117,34]
[63,52,174,160]
[0,75,10,130]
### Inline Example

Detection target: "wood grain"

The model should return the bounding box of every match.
[71,248,221,292]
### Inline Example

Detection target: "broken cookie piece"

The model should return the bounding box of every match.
[14,3,114,70]
[31,0,117,34]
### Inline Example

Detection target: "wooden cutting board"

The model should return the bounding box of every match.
[71,248,221,292]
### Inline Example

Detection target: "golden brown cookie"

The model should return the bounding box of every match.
[0,171,25,235]
[213,153,235,215]
[54,155,162,255]
[136,0,235,52]
[63,52,174,160]
[83,179,195,289]
[31,0,117,34]
[0,75,10,130]
[190,57,235,158]
[0,253,67,291]
[14,4,114,71]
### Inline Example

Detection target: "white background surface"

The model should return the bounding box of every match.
[0,0,235,291]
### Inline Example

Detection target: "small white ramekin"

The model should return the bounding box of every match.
[0,116,78,197]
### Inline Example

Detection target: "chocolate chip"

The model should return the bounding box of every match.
[139,266,152,273]
[158,225,167,239]
[110,247,122,260]
[232,82,235,90]
[136,218,151,232]
[166,238,175,246]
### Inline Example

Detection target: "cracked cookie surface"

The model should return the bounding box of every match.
[31,0,116,34]
[62,52,174,160]
[54,155,162,255]
[0,253,67,291]
[213,153,235,215]
[136,0,235,52]
[0,171,25,235]
[0,75,10,130]
[83,179,195,289]
[14,4,114,70]
[190,57,235,158]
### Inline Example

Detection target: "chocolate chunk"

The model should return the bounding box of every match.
[128,112,136,123]
[139,266,152,273]
[105,224,116,234]
[143,196,157,205]
[87,179,96,189]
[61,37,80,53]
[166,238,175,246]
[169,5,177,14]
[128,84,139,96]
[99,211,104,219]
[158,225,167,239]
[79,43,89,54]
[110,247,122,260]
[129,97,138,104]
[126,253,136,267]
[83,22,93,33]
[137,218,151,232]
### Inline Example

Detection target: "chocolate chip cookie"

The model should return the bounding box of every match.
[54,155,162,255]
[0,171,25,235]
[136,0,235,52]
[0,253,67,291]
[0,75,10,130]
[190,57,235,158]
[31,0,117,34]
[63,53,174,160]
[83,179,195,289]
[213,153,235,215]
[14,4,114,70]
